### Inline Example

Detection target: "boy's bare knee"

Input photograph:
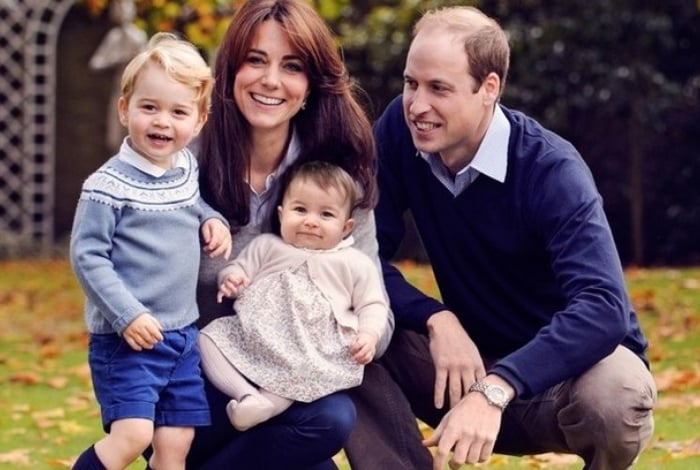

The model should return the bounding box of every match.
[151,426,195,468]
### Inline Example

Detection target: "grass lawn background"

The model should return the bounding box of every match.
[1,259,699,469]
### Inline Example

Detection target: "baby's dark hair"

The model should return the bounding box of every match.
[283,160,358,211]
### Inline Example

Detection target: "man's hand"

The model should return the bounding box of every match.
[201,218,232,259]
[123,313,163,351]
[422,389,503,469]
[427,310,486,409]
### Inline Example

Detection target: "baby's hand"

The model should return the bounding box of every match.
[202,218,232,260]
[123,313,163,351]
[350,330,378,365]
[217,274,250,303]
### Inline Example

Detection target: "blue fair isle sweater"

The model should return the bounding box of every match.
[70,144,225,335]
[374,95,649,397]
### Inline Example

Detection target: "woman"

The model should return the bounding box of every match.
[190,1,393,468]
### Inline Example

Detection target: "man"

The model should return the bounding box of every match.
[347,6,656,470]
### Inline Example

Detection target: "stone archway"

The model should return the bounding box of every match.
[0,0,75,254]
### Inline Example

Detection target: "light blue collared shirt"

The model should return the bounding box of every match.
[248,130,301,228]
[419,105,510,197]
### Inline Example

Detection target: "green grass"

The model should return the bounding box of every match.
[1,260,700,468]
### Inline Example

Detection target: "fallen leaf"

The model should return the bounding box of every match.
[653,438,700,458]
[39,343,62,359]
[654,367,700,392]
[57,420,88,434]
[0,449,31,465]
[8,372,41,385]
[47,376,69,389]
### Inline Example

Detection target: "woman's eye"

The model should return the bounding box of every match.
[245,54,263,66]
[284,61,305,73]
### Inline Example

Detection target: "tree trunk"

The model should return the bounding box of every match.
[628,113,645,265]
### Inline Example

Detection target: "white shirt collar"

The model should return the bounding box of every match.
[418,104,510,195]
[469,104,509,183]
[118,137,188,177]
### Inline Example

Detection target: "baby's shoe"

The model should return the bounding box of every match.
[226,394,275,431]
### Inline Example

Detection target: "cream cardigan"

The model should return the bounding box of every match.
[217,233,389,340]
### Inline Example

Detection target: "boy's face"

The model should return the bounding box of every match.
[277,178,354,250]
[118,61,206,169]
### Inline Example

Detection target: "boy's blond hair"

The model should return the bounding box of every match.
[120,32,214,116]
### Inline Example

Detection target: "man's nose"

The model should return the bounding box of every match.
[408,87,430,116]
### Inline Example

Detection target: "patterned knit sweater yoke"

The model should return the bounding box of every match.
[70,148,217,335]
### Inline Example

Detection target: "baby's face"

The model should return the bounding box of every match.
[277,179,353,250]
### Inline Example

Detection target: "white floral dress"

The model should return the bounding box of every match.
[200,261,362,402]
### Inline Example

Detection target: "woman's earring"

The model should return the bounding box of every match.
[301,100,307,111]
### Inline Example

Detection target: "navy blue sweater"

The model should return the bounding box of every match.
[374,95,649,397]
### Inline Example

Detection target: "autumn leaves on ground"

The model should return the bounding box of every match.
[1,260,699,469]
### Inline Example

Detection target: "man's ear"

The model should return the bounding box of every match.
[482,72,501,106]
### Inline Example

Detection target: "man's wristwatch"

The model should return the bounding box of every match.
[469,381,510,411]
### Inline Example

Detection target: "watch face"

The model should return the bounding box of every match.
[487,386,507,404]
[470,381,508,409]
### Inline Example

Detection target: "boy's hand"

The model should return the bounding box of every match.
[350,330,378,365]
[202,218,232,259]
[217,274,250,303]
[123,313,163,351]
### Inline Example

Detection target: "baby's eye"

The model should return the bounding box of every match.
[321,211,336,218]
[293,206,307,214]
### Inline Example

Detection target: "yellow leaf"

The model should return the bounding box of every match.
[66,393,94,411]
[57,420,88,434]
[528,452,583,465]
[0,449,31,465]
[47,376,69,389]
[34,408,65,418]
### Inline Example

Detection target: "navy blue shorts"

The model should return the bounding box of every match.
[88,324,210,431]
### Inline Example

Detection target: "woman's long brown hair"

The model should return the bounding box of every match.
[198,0,377,228]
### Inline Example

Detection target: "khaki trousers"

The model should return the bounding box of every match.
[346,329,657,470]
